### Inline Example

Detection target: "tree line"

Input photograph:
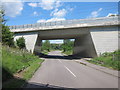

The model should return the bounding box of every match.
[41,40,74,55]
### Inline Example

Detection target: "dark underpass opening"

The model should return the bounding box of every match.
[36,39,81,59]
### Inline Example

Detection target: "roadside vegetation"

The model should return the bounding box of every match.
[61,39,74,55]
[41,40,50,55]
[88,50,120,70]
[2,45,44,88]
[1,10,44,88]
[41,39,74,55]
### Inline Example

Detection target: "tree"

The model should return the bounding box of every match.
[41,40,51,52]
[2,25,14,46]
[62,39,74,52]
[16,37,26,49]
[1,10,14,46]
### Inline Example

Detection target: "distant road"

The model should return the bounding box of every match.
[25,51,118,88]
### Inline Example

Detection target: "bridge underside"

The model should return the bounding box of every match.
[33,27,97,58]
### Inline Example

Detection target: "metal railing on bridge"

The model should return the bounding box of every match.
[9,16,118,31]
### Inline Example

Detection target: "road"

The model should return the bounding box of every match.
[25,51,118,88]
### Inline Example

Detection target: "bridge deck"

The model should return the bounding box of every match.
[10,16,119,32]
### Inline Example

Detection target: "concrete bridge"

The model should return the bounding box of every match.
[10,16,119,57]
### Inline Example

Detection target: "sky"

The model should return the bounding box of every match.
[1,1,119,44]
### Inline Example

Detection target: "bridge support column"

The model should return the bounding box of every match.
[33,35,42,54]
[73,34,97,58]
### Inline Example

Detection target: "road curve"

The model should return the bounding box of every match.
[25,51,118,88]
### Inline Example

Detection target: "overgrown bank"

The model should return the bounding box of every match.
[1,10,44,88]
[2,45,44,88]
[88,50,120,70]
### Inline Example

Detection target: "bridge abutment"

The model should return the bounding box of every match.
[34,35,42,54]
[73,33,97,58]
[14,32,39,53]
[90,26,118,56]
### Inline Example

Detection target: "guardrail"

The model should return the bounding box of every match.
[9,16,118,30]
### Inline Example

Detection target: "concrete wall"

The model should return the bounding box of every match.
[38,27,89,40]
[73,34,97,57]
[34,35,42,54]
[14,32,38,53]
[90,26,118,56]
[118,30,120,49]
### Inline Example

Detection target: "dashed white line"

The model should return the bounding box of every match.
[58,59,76,77]
[58,59,62,63]
[64,66,76,78]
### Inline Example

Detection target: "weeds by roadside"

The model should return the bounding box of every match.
[88,50,120,70]
[2,45,44,88]
[62,50,73,55]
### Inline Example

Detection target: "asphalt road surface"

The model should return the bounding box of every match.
[25,51,118,88]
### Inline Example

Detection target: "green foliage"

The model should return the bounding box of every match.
[63,50,73,55]
[41,39,74,55]
[2,25,14,46]
[0,10,7,24]
[40,39,74,55]
[89,50,120,70]
[16,37,26,49]
[61,39,74,55]
[2,45,44,81]
[51,44,62,50]
[1,10,14,46]
[41,40,51,52]
[23,59,43,80]
[41,50,48,55]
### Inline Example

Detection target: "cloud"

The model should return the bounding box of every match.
[37,19,46,23]
[33,11,38,16]
[40,0,61,10]
[37,18,65,23]
[46,18,65,22]
[69,8,74,11]
[55,0,61,8]
[88,8,103,18]
[1,1,23,17]
[50,9,67,18]
[38,0,55,10]
[37,7,67,23]
[107,13,118,17]
[28,0,61,10]
[37,8,67,23]
[28,3,37,7]
[36,0,69,23]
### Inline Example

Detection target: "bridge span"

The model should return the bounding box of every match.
[10,16,119,57]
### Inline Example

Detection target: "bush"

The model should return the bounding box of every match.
[41,40,50,52]
[61,39,74,55]
[16,37,26,49]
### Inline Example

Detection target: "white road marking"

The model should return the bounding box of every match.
[64,66,76,78]
[58,59,62,63]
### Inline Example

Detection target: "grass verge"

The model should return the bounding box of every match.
[2,45,44,88]
[41,50,49,55]
[62,50,73,55]
[88,50,120,70]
